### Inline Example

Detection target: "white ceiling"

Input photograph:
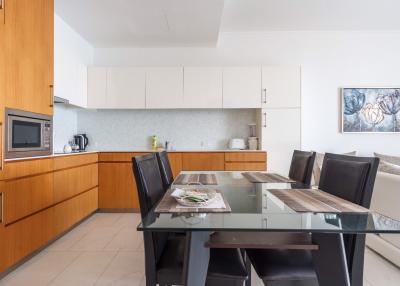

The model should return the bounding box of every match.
[56,0,400,48]
[221,0,400,32]
[55,0,225,47]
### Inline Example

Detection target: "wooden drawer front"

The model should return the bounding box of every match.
[54,153,98,170]
[0,158,53,181]
[4,173,54,224]
[99,163,138,209]
[54,164,98,203]
[3,206,54,271]
[99,152,149,162]
[225,162,267,171]
[182,153,225,171]
[168,153,183,178]
[54,188,98,235]
[225,152,266,162]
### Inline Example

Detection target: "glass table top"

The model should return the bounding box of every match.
[138,171,400,233]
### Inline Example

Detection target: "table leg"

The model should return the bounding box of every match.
[183,231,210,286]
[312,233,351,286]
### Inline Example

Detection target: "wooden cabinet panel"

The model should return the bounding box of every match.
[0,158,53,180]
[99,152,149,162]
[54,163,98,203]
[225,152,266,162]
[182,152,225,171]
[183,67,223,108]
[262,66,301,108]
[53,153,98,170]
[168,153,182,178]
[223,67,262,108]
[54,188,98,235]
[0,3,4,172]
[3,173,54,224]
[146,67,184,109]
[225,162,266,171]
[99,163,138,209]
[5,0,54,115]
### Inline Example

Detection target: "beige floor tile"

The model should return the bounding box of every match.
[104,227,143,251]
[113,213,141,229]
[0,251,80,286]
[69,226,121,251]
[81,213,123,229]
[49,251,117,286]
[95,251,144,286]
[46,225,91,252]
[364,248,400,286]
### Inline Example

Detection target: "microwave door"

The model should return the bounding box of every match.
[8,117,44,151]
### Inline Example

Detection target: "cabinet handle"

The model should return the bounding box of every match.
[49,85,54,107]
[0,0,4,10]
[263,112,267,127]
[0,122,2,171]
[263,88,267,104]
[0,192,3,224]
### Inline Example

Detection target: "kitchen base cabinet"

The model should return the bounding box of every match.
[224,152,267,171]
[182,152,225,171]
[99,162,138,210]
[168,152,183,178]
[225,162,266,171]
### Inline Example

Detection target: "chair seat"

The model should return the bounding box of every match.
[157,236,248,285]
[246,249,317,282]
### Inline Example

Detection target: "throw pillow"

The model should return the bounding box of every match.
[374,152,400,167]
[378,160,400,176]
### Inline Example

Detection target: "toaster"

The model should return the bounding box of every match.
[229,138,246,150]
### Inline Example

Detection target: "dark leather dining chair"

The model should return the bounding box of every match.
[132,154,248,286]
[288,150,316,185]
[246,153,379,286]
[156,151,174,190]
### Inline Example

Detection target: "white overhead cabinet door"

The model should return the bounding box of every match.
[146,67,184,109]
[223,67,262,108]
[183,67,223,108]
[262,66,301,108]
[107,67,146,108]
[87,67,107,108]
[259,108,301,175]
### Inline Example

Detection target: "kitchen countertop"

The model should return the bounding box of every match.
[4,149,266,162]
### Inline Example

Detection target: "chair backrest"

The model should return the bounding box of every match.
[318,153,379,286]
[288,150,316,185]
[156,151,174,190]
[131,154,169,271]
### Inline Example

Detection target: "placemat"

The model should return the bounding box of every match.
[242,172,295,183]
[268,189,369,213]
[155,189,231,213]
[174,173,218,185]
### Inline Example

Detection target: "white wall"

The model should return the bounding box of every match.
[54,14,93,107]
[93,31,400,156]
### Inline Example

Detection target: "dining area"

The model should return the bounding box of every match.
[134,150,400,286]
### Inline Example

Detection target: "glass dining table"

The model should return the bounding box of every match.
[137,171,400,286]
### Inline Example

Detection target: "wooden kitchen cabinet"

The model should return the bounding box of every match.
[4,0,54,115]
[223,66,262,108]
[99,162,138,209]
[168,152,183,178]
[224,152,267,171]
[0,4,4,172]
[182,152,225,171]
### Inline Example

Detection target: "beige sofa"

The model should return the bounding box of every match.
[367,171,400,267]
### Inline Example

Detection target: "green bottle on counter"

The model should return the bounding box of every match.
[152,135,158,150]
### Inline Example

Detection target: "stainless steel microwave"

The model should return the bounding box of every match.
[5,108,53,159]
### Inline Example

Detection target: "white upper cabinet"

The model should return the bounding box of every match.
[183,67,223,108]
[223,67,262,108]
[87,67,107,108]
[107,67,146,108]
[262,66,301,108]
[146,67,184,109]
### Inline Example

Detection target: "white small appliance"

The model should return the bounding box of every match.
[229,138,246,150]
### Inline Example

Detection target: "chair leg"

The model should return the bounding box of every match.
[245,252,252,286]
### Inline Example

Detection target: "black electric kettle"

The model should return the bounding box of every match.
[74,134,89,151]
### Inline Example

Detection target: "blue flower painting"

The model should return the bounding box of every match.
[342,88,400,132]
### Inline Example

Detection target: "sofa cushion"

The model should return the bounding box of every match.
[378,161,400,176]
[374,152,400,166]
[312,151,356,186]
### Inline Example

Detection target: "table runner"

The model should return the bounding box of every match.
[174,173,218,185]
[269,189,369,213]
[242,172,295,183]
[155,189,231,213]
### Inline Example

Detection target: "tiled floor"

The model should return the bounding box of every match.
[0,213,399,286]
